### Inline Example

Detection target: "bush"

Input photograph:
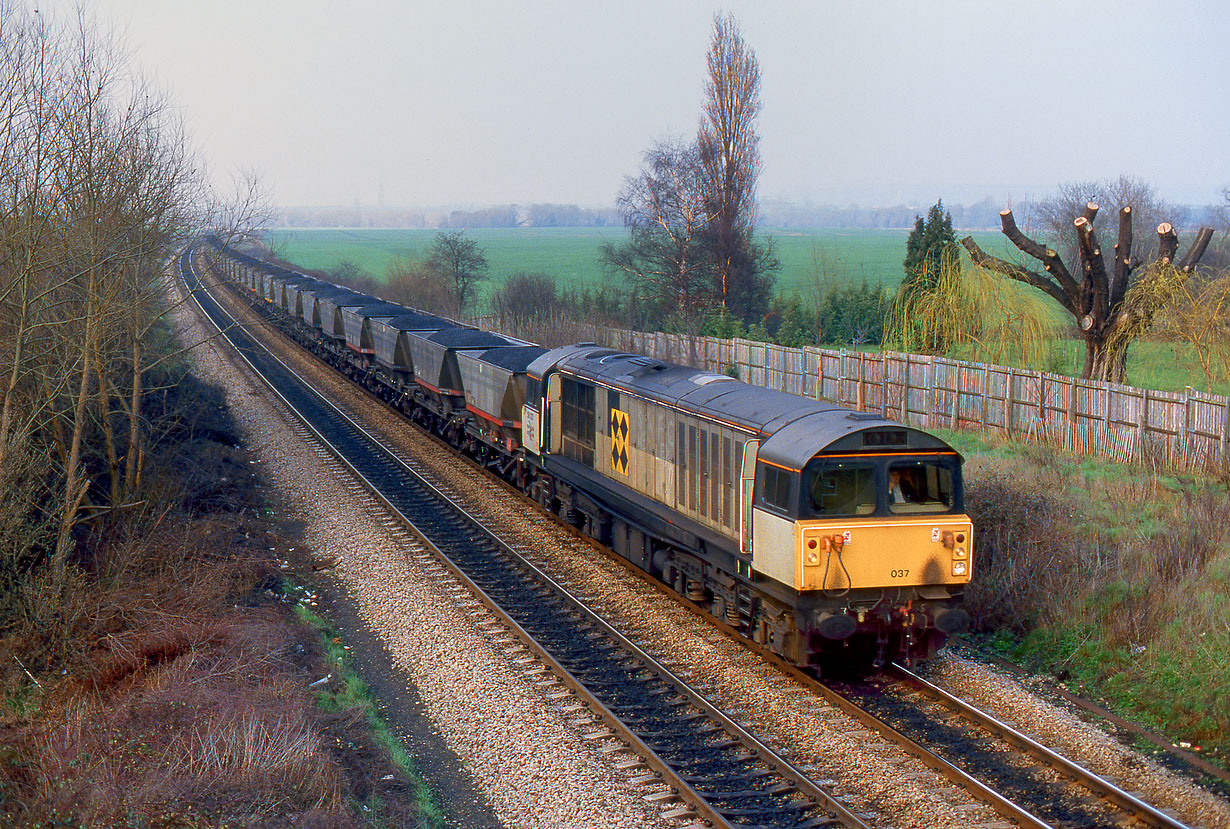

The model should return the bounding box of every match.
[961,460,1115,634]
[818,282,890,347]
[493,271,557,321]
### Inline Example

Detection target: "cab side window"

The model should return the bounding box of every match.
[759,464,793,514]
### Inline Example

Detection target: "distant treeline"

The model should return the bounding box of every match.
[276,199,1223,231]
[760,198,1007,229]
[277,202,621,229]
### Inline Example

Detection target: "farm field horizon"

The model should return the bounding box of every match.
[267,226,1229,396]
[268,226,1017,303]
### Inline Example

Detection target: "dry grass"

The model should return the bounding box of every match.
[958,436,1230,767]
[0,405,432,825]
[0,514,366,826]
[961,456,1116,633]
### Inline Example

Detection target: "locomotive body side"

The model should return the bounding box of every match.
[521,344,972,667]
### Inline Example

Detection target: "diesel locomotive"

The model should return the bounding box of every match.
[196,238,973,672]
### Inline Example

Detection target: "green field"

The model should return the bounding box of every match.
[268,226,1015,303]
[269,226,1228,395]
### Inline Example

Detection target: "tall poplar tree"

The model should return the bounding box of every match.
[698,12,775,322]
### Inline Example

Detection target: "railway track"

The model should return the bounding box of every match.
[182,250,874,828]
[821,666,1191,829]
[184,248,1203,829]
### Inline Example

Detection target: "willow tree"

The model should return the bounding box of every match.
[961,204,1213,382]
[888,254,1058,367]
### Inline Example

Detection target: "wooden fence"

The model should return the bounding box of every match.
[513,322,1230,474]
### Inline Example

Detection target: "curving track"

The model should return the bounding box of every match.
[181,248,872,828]
[183,245,1202,829]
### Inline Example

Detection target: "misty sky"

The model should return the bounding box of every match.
[38,0,1230,209]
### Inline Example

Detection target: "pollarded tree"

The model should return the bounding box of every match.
[962,203,1213,382]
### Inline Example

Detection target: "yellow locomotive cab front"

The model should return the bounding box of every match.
[796,516,973,591]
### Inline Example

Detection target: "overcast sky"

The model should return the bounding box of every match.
[38,0,1230,209]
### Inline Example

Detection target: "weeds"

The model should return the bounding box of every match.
[961,440,1230,770]
[0,370,436,825]
[295,603,447,828]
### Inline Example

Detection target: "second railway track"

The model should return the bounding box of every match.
[182,245,1210,829]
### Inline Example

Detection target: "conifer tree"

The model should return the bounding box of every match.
[903,200,956,288]
[895,200,960,353]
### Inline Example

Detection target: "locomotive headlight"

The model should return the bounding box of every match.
[805,550,820,566]
[953,547,966,559]
[952,560,967,576]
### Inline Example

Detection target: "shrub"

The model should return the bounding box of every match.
[493,271,557,321]
[961,460,1115,634]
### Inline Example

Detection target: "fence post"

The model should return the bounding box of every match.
[981,364,992,429]
[856,353,864,411]
[837,351,846,405]
[1182,387,1191,446]
[880,354,889,417]
[1005,367,1014,434]
[1221,398,1229,470]
[901,353,910,422]
[950,363,960,429]
[1038,371,1046,423]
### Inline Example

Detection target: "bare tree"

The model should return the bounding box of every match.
[697,12,774,321]
[209,166,275,248]
[1031,176,1182,265]
[0,5,213,589]
[962,203,1213,382]
[602,138,715,335]
[426,230,488,319]
[382,251,453,316]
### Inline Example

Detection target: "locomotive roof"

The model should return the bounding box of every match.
[545,345,959,468]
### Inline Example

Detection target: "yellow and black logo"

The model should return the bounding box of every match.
[609,408,629,476]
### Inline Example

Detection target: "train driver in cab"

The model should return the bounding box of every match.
[888,467,915,504]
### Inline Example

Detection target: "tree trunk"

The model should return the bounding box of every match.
[125,337,144,499]
[53,333,94,578]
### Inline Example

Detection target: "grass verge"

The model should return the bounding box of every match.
[948,428,1230,776]
[291,600,446,827]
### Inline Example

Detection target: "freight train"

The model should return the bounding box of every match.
[194,237,973,673]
